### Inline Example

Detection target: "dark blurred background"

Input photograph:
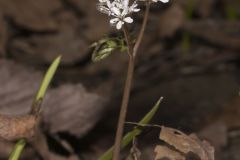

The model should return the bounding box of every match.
[0,0,240,159]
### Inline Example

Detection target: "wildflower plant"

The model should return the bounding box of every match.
[94,0,169,160]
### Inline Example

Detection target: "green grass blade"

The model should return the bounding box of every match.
[35,56,61,102]
[98,97,163,160]
[8,139,26,160]
[8,56,61,160]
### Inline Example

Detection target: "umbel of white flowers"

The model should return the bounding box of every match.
[97,0,169,30]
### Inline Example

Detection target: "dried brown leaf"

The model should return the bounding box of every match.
[159,126,215,160]
[43,84,106,136]
[0,0,60,31]
[154,145,185,160]
[9,8,89,65]
[0,59,107,137]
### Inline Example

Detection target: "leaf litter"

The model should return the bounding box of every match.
[0,59,107,159]
[155,126,215,160]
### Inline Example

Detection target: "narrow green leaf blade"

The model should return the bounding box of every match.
[98,97,163,160]
[35,56,61,101]
[8,56,61,160]
[8,139,26,160]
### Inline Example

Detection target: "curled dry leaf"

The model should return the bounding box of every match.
[155,126,215,160]
[0,114,37,141]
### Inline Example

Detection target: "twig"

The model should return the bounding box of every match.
[112,3,151,160]
[125,122,161,128]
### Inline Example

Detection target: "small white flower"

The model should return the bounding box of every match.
[139,0,169,3]
[99,0,108,2]
[152,0,169,3]
[97,0,140,30]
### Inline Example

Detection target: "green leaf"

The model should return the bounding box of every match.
[8,139,26,160]
[92,46,116,62]
[98,97,163,160]
[91,37,127,62]
[8,56,61,160]
[106,40,117,48]
[35,56,61,102]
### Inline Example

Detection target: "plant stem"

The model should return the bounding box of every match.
[113,56,134,160]
[133,2,150,57]
[112,3,150,160]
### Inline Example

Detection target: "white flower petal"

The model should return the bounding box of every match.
[121,8,128,16]
[110,18,120,24]
[158,0,169,3]
[99,0,108,2]
[106,1,112,8]
[111,7,121,16]
[133,8,140,12]
[116,21,124,30]
[122,0,129,8]
[129,1,140,13]
[97,5,111,15]
[124,17,133,23]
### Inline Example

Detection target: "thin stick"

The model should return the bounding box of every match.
[125,122,161,128]
[112,3,151,160]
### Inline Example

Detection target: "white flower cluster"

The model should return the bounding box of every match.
[97,0,169,30]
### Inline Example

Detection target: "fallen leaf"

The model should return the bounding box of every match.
[0,0,60,31]
[154,145,185,160]
[10,24,89,65]
[43,84,106,136]
[0,59,107,137]
[155,126,215,160]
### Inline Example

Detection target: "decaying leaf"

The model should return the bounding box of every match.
[43,84,106,136]
[0,59,107,137]
[0,0,60,31]
[154,126,215,160]
[155,146,185,160]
